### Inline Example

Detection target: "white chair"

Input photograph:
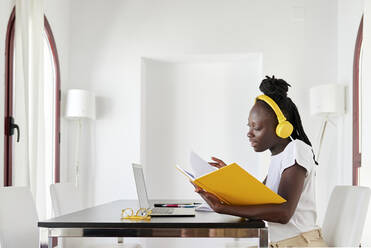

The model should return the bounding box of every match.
[50,183,141,248]
[0,186,39,248]
[322,185,371,247]
[50,182,84,216]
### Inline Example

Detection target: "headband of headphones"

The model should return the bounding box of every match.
[256,94,293,138]
[256,95,286,122]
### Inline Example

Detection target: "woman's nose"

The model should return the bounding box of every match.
[247,129,253,138]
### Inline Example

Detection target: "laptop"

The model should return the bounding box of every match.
[132,163,195,217]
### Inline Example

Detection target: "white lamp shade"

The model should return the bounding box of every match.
[309,84,345,117]
[65,89,96,120]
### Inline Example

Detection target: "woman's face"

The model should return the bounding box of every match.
[247,101,280,152]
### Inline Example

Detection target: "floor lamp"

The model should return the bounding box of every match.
[310,84,345,161]
[65,89,96,187]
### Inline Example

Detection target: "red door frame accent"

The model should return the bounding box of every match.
[353,15,363,186]
[4,8,15,186]
[45,16,61,183]
[4,7,61,186]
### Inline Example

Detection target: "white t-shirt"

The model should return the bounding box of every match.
[265,139,318,242]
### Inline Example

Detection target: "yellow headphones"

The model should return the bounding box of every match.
[256,94,293,139]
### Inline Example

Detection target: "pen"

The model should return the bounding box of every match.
[154,204,198,208]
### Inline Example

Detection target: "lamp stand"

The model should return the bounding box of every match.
[74,119,82,188]
[316,115,329,161]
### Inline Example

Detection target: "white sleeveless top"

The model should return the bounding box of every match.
[265,139,318,242]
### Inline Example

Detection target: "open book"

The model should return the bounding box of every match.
[177,151,218,180]
[176,152,286,205]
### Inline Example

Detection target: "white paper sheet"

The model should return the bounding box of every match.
[175,164,195,180]
[195,202,214,212]
[190,151,217,178]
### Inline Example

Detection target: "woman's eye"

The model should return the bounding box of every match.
[248,124,261,131]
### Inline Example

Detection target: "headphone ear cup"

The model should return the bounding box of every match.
[276,121,294,138]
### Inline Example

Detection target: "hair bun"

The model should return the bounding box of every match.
[259,75,291,99]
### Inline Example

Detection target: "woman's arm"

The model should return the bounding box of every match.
[196,163,306,224]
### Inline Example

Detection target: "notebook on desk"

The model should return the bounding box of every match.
[132,163,195,217]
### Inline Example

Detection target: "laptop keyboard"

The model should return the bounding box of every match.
[151,208,175,214]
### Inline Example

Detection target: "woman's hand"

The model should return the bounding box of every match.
[190,181,225,213]
[208,157,227,168]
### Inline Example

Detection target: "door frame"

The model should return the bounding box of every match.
[353,15,363,186]
[3,7,61,186]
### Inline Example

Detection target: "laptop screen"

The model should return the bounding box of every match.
[132,163,151,209]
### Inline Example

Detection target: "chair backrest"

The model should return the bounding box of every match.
[50,183,84,216]
[0,186,39,248]
[322,185,371,246]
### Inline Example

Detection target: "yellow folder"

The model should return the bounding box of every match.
[177,163,286,205]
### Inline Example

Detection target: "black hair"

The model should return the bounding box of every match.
[259,75,318,164]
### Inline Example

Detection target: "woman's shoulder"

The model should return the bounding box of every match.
[292,139,314,158]
[283,139,313,154]
[280,139,316,174]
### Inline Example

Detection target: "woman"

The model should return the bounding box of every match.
[194,76,327,246]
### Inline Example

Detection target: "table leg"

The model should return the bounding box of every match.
[259,228,269,248]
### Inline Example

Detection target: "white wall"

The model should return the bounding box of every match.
[65,0,339,211]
